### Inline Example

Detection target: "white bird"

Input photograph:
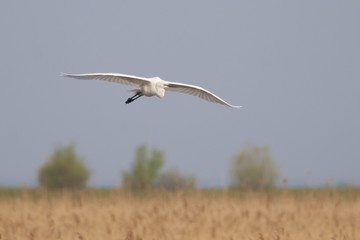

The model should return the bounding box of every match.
[62,73,241,109]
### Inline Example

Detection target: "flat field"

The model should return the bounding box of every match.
[0,188,359,240]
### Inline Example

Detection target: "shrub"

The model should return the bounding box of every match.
[155,168,196,190]
[38,144,90,188]
[229,142,279,189]
[122,144,164,190]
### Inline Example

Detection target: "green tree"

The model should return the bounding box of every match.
[38,144,90,188]
[122,144,164,189]
[155,168,196,191]
[229,142,279,190]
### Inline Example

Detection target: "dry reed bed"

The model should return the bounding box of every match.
[0,190,359,240]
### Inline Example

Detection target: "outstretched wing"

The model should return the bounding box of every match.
[62,73,151,87]
[164,81,241,109]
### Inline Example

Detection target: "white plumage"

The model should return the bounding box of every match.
[62,72,241,109]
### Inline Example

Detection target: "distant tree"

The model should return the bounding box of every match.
[155,168,196,190]
[229,142,279,190]
[38,144,90,188]
[122,144,164,190]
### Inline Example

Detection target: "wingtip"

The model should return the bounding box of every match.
[60,72,68,77]
[232,105,242,109]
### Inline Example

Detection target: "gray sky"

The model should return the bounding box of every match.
[1,1,359,187]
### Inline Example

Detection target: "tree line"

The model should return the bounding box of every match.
[38,142,279,190]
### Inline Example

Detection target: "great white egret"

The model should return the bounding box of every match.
[62,73,241,109]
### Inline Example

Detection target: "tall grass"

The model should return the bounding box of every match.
[0,188,359,239]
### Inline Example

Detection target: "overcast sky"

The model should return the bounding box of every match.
[1,1,359,187]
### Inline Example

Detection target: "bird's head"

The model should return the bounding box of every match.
[152,78,165,98]
[156,86,165,98]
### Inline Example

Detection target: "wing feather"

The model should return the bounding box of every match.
[165,82,241,109]
[62,73,151,87]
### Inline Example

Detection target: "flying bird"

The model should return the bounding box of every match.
[62,73,241,108]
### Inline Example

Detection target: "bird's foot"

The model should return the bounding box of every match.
[125,98,133,104]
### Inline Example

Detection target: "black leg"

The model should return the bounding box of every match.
[125,94,142,104]
[133,94,142,100]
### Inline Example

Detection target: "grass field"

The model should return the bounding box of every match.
[0,188,359,240]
